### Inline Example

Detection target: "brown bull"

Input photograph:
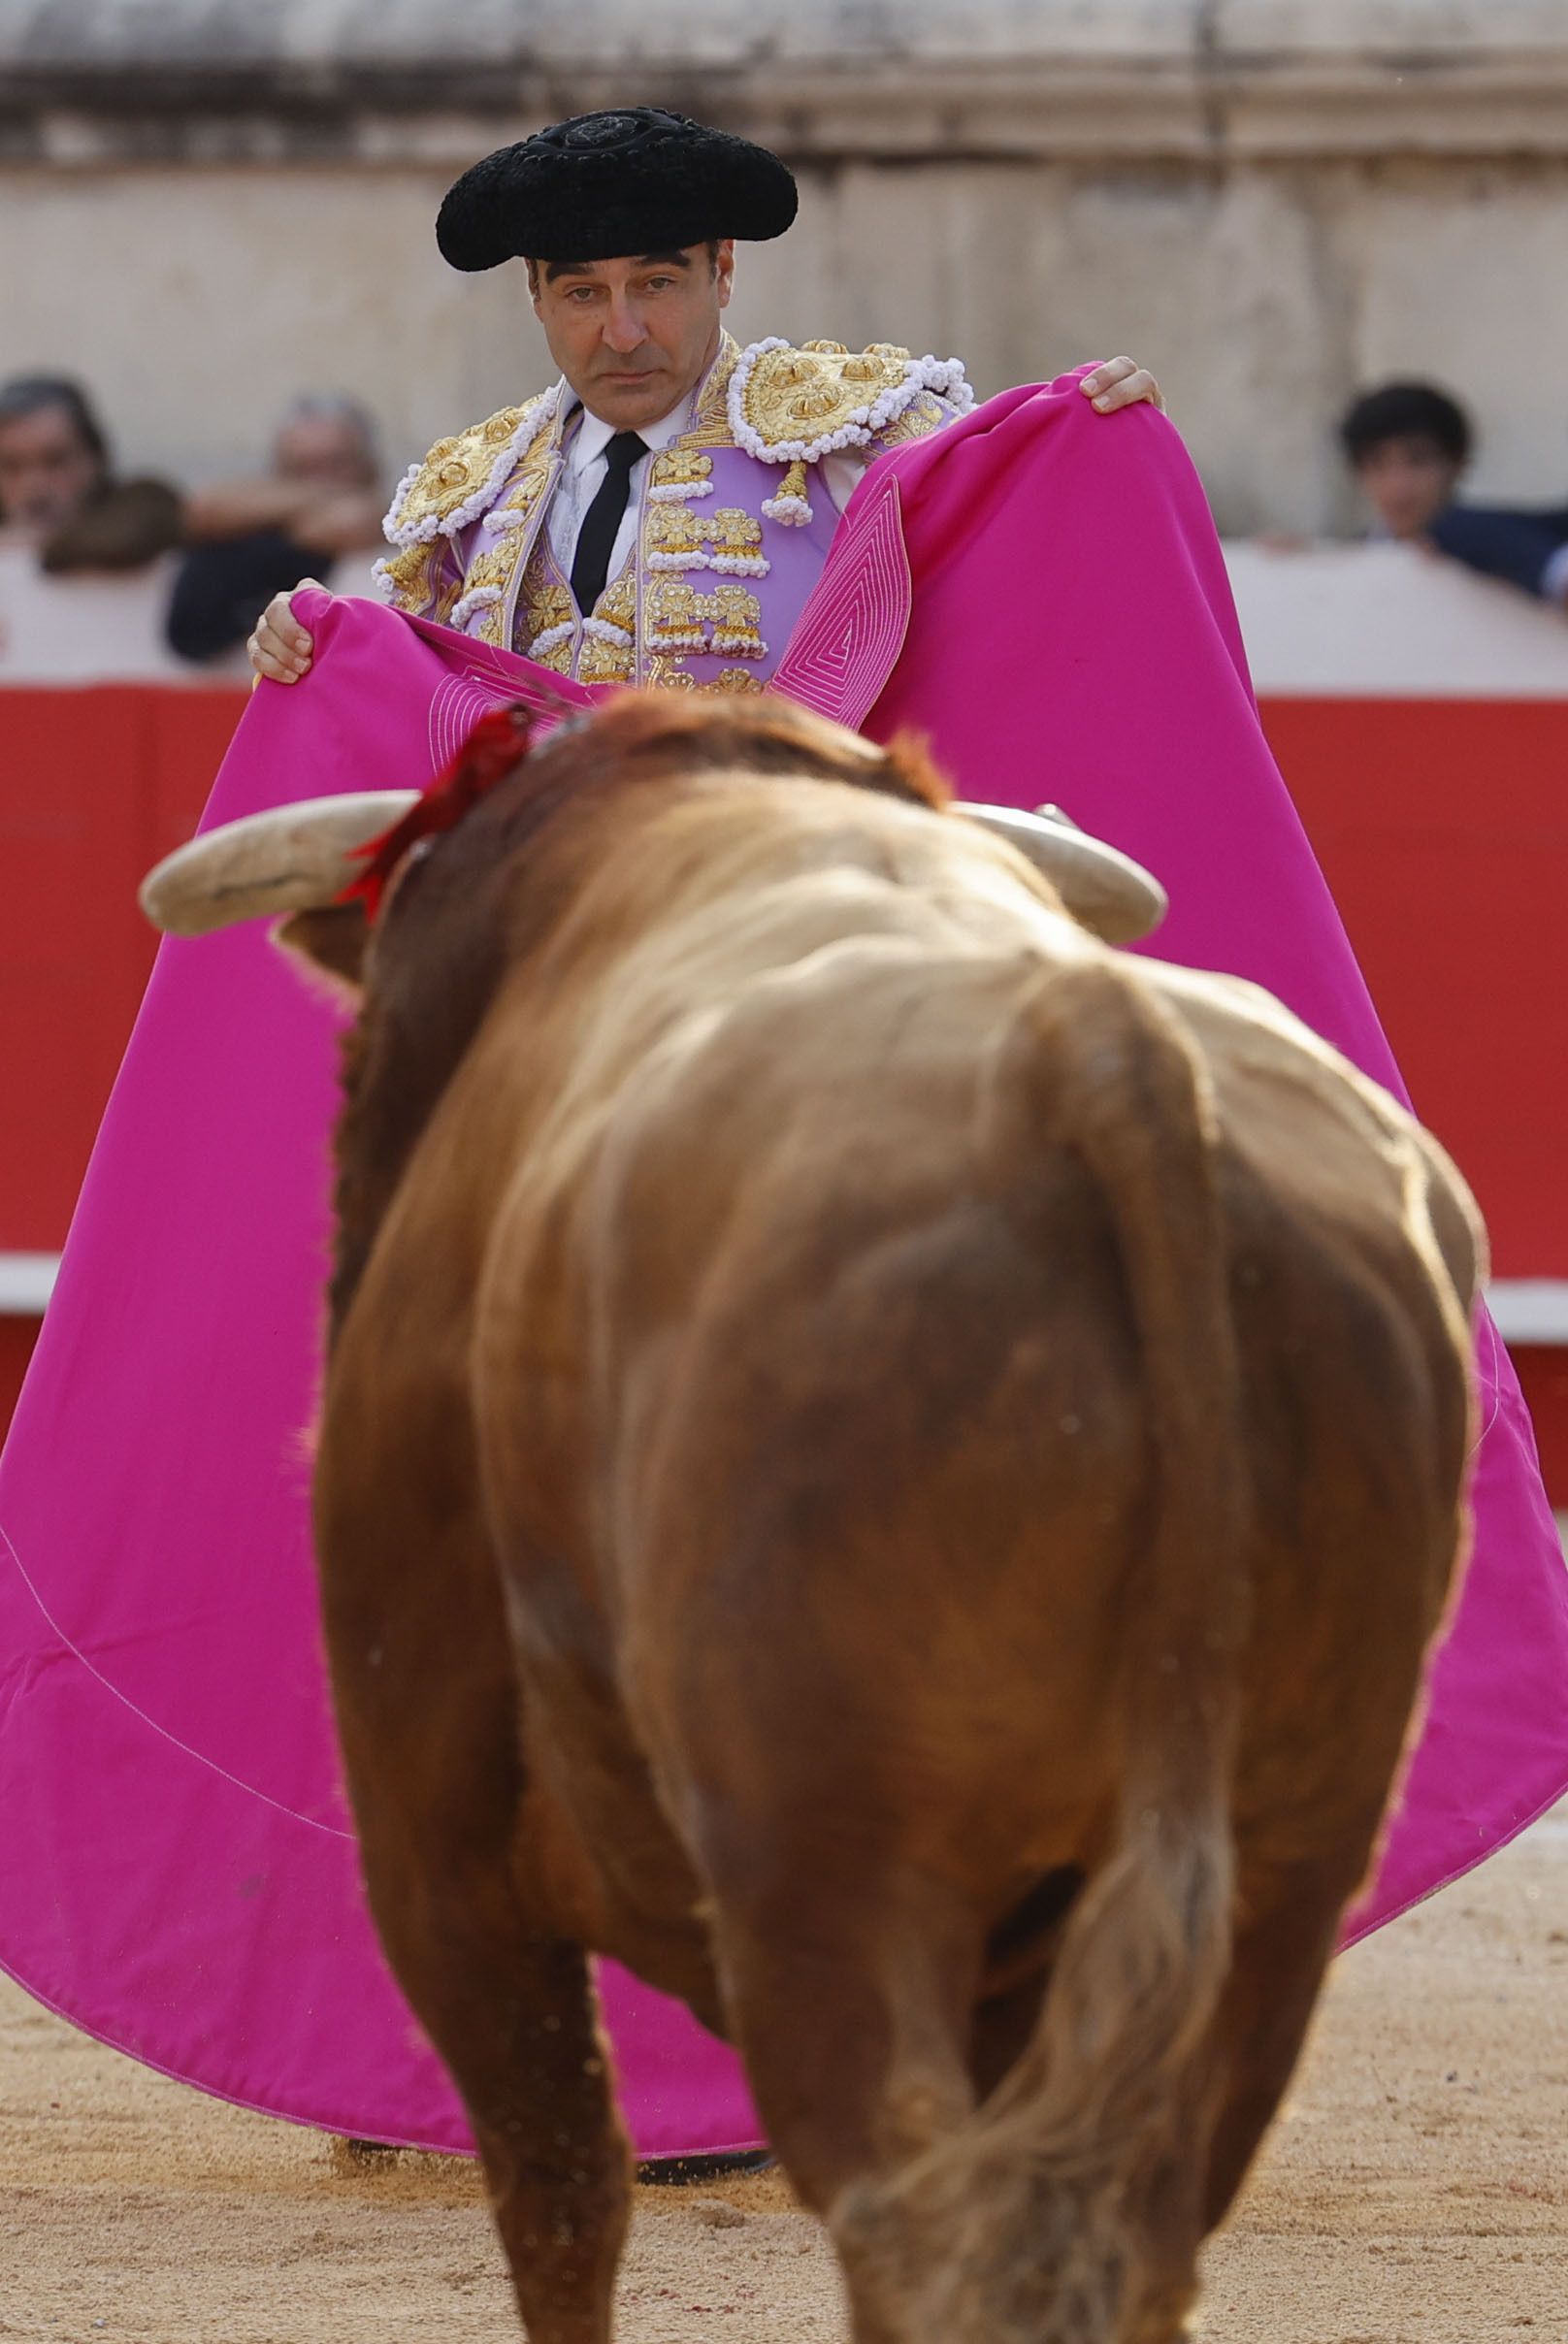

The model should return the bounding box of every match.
[143,692,1482,2344]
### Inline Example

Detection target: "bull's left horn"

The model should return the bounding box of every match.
[956,801,1168,944]
[139,792,421,938]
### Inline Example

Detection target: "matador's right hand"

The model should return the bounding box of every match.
[248,579,327,686]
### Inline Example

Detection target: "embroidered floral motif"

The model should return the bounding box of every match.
[579,622,636,685]
[648,663,767,695]
[523,574,574,661]
[648,447,715,504]
[708,583,768,661]
[706,508,768,577]
[645,578,709,654]
[647,503,708,570]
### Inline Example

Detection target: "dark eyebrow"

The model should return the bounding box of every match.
[541,250,694,284]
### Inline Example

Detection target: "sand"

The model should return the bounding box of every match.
[2,1807,1564,2343]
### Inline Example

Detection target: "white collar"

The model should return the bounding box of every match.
[565,394,691,474]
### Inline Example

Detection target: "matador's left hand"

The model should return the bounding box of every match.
[1079,357,1165,415]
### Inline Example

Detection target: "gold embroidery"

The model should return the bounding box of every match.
[735,342,914,454]
[386,396,547,539]
[675,334,745,452]
[707,507,765,559]
[579,633,636,685]
[646,578,708,653]
[869,389,952,450]
[376,538,441,616]
[650,447,714,493]
[708,583,767,660]
[645,662,766,695]
[431,409,562,640]
[647,503,706,564]
[594,571,637,635]
[524,573,573,647]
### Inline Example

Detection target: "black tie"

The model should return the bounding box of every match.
[570,430,647,614]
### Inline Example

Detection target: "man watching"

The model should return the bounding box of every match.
[0,374,180,572]
[167,393,386,662]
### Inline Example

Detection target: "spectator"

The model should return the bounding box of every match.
[166,394,385,662]
[0,374,181,572]
[1340,379,1568,608]
[1338,381,1473,544]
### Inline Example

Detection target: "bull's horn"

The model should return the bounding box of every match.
[955,801,1167,943]
[139,792,421,937]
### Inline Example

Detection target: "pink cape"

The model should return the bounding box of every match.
[2,374,1564,2157]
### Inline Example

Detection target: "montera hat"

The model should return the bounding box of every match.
[436,108,799,272]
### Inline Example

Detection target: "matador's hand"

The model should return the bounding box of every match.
[1079,358,1165,416]
[248,579,328,687]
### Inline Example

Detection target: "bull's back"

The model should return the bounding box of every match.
[468,900,1479,1929]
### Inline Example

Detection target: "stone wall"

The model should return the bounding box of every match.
[3,1,1566,533]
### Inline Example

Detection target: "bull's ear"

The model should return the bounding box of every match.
[273,902,371,995]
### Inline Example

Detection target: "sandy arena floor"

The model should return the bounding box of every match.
[2,1807,1564,2343]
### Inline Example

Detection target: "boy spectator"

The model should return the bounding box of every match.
[1338,381,1473,544]
[1340,379,1568,607]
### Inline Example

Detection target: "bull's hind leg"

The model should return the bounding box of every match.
[702,1845,983,2344]
[1198,1855,1380,2233]
[319,1504,630,2344]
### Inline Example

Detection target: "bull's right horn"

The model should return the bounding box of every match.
[139,792,421,938]
[955,801,1168,944]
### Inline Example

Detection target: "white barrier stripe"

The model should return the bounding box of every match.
[0,1254,61,1313]
[1,1257,1566,1340]
[1486,1282,1568,1346]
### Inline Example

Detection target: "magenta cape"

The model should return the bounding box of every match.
[2,375,1564,2158]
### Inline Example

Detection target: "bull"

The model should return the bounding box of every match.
[142,692,1481,2344]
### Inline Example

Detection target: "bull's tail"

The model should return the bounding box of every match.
[843,959,1249,2341]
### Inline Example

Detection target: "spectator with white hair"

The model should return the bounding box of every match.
[166,393,385,662]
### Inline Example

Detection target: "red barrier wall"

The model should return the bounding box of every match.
[1263,700,1568,1281]
[2,684,1565,1493]
[0,684,243,1253]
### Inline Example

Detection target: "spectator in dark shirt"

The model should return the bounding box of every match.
[167,395,385,662]
[1340,380,1568,608]
[0,374,181,571]
[1430,493,1568,610]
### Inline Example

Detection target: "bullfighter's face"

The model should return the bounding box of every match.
[529,242,735,432]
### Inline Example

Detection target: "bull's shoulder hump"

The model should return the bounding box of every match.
[728,337,974,465]
[381,392,555,547]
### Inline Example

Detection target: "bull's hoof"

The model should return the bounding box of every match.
[637,2149,774,2187]
[330,2135,402,2173]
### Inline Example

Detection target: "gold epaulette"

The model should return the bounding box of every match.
[382,394,552,547]
[728,339,974,468]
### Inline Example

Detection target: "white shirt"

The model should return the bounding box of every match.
[546,390,870,601]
